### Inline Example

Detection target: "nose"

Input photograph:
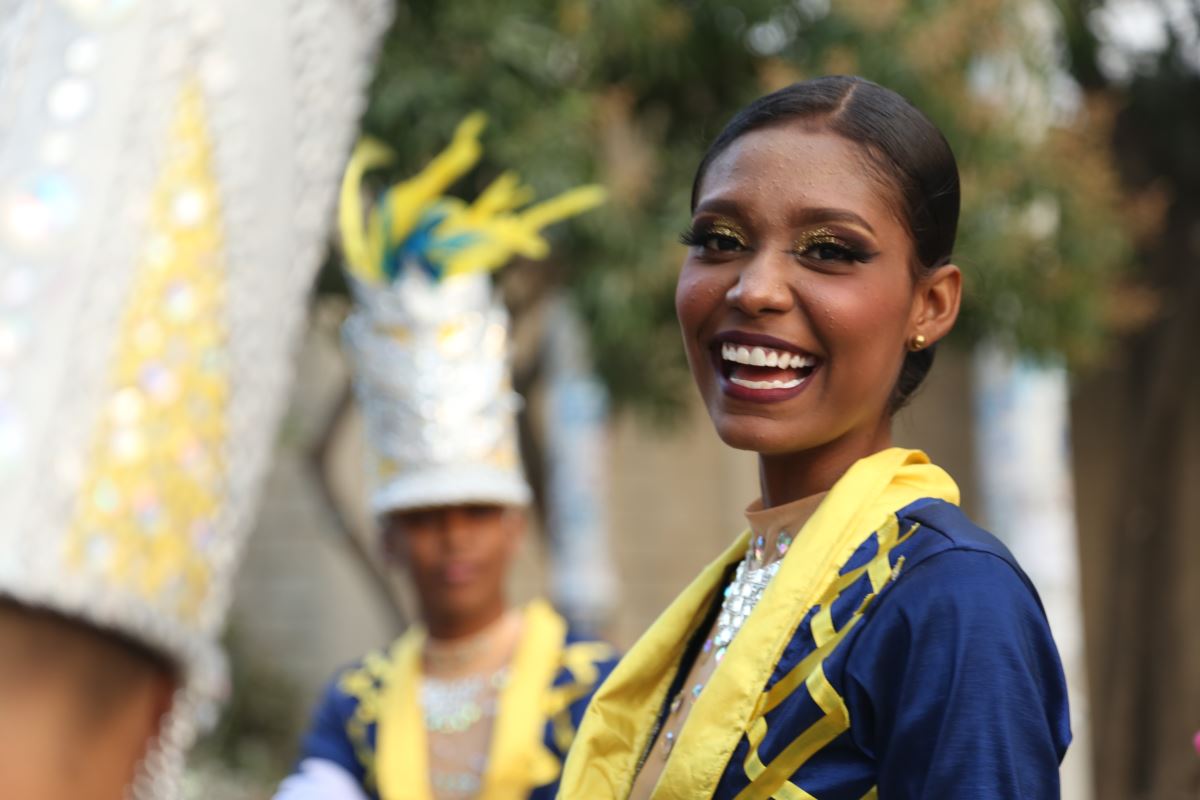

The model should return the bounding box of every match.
[440,509,473,553]
[725,250,794,317]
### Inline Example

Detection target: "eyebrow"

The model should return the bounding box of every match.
[692,199,877,236]
[692,197,742,218]
[790,207,876,235]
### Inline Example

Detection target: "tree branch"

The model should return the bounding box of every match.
[306,378,407,635]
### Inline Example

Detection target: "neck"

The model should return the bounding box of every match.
[758,421,893,507]
[421,605,518,678]
[424,601,508,642]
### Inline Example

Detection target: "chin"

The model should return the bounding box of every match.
[711,412,813,456]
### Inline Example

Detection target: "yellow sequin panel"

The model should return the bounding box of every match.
[64,80,228,622]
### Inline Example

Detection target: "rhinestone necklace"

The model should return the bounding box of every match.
[656,530,793,758]
[420,667,508,734]
[423,669,504,799]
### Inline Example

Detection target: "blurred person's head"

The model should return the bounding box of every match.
[678,76,962,468]
[339,120,607,643]
[0,599,176,800]
[381,503,526,639]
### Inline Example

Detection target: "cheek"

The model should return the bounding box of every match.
[817,277,912,378]
[675,264,726,356]
[398,535,438,573]
[485,527,519,570]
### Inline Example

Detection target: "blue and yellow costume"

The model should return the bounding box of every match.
[561,448,1070,799]
[279,117,614,800]
[297,600,618,799]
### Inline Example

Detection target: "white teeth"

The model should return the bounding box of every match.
[730,377,805,390]
[721,342,816,370]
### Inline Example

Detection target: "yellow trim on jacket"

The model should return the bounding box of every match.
[377,599,568,800]
[558,447,959,799]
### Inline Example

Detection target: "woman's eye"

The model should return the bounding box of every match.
[680,224,748,254]
[797,238,872,264]
[807,242,852,261]
[704,233,744,252]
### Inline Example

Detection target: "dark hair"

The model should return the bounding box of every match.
[691,76,960,411]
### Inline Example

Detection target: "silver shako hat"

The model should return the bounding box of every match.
[337,114,605,517]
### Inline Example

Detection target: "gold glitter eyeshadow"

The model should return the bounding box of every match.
[793,226,841,252]
[708,218,749,247]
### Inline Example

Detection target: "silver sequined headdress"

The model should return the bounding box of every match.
[338,116,605,516]
[0,0,389,795]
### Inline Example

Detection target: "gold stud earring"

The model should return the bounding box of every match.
[909,333,927,351]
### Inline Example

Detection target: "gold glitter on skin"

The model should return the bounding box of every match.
[705,218,749,248]
[792,226,843,256]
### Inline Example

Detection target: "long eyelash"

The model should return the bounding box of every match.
[811,242,876,262]
[794,228,876,262]
[680,219,748,249]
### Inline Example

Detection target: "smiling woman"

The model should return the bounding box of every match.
[560,76,1071,799]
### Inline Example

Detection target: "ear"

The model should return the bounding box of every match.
[909,263,961,345]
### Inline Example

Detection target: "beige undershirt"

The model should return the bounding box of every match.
[628,491,827,799]
[422,611,523,800]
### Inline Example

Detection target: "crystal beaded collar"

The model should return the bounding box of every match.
[713,531,793,660]
[654,530,794,760]
[420,667,508,734]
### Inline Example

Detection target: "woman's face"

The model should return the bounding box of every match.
[677,123,946,459]
[383,504,523,634]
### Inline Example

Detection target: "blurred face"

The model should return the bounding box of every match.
[677,124,941,461]
[383,504,524,635]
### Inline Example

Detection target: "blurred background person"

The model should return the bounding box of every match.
[274,117,618,800]
[0,0,389,796]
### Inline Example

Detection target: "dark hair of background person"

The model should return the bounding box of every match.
[689,75,961,412]
[0,596,177,727]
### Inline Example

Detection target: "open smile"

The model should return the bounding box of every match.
[710,332,821,403]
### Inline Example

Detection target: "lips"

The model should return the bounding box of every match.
[710,332,821,403]
[441,561,480,586]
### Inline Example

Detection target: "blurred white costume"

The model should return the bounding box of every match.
[0,0,389,795]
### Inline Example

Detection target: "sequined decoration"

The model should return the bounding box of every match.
[656,532,788,761]
[64,80,228,621]
[714,543,782,650]
[422,668,506,800]
[420,668,507,734]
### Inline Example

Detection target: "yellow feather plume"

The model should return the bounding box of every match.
[338,111,606,284]
[384,112,487,245]
[339,137,395,282]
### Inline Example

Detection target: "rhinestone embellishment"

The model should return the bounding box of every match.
[713,549,781,652]
[655,530,790,763]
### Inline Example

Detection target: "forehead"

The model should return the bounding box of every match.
[696,124,898,225]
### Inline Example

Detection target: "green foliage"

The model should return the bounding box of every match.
[349,0,1130,414]
[192,626,303,782]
